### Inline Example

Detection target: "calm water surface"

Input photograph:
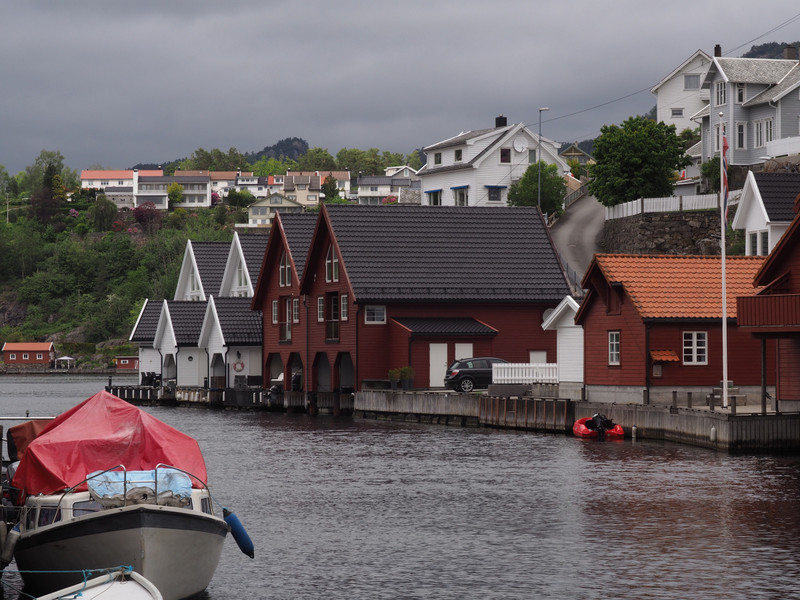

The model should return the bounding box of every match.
[2,375,800,599]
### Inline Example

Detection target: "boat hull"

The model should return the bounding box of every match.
[15,503,228,600]
[37,568,164,600]
[573,417,625,439]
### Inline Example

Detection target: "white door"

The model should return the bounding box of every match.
[429,343,449,388]
[455,343,473,361]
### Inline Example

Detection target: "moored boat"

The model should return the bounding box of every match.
[36,566,163,600]
[573,414,624,439]
[6,390,252,600]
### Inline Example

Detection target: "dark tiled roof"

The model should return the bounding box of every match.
[280,213,317,279]
[130,299,161,342]
[212,297,263,345]
[392,317,498,336]
[191,241,230,296]
[167,301,207,345]
[238,234,269,285]
[324,205,570,302]
[753,172,800,222]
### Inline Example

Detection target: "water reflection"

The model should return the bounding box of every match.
[1,378,800,599]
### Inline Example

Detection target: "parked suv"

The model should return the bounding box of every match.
[444,357,507,392]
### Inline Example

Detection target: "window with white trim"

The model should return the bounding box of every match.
[292,298,300,323]
[341,294,348,321]
[500,148,511,163]
[279,251,290,287]
[454,188,468,207]
[9,354,15,360]
[671,108,684,118]
[736,83,746,104]
[365,305,386,324]
[684,74,700,90]
[715,81,726,106]
[735,122,747,150]
[317,297,325,322]
[37,353,43,360]
[272,300,278,324]
[23,353,29,360]
[683,331,708,365]
[608,331,620,365]
[325,245,339,282]
[454,149,462,162]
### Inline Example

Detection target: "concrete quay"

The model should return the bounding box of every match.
[355,390,800,453]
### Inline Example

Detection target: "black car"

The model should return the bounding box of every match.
[444,357,507,392]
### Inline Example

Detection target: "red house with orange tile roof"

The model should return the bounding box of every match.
[738,201,800,410]
[2,342,55,368]
[575,254,775,405]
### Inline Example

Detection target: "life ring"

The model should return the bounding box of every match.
[233,361,245,373]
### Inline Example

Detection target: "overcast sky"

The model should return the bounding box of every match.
[1,1,799,175]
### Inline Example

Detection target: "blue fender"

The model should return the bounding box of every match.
[223,508,254,558]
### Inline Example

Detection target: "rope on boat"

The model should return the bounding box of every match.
[0,565,134,599]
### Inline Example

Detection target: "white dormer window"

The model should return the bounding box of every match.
[279,251,291,287]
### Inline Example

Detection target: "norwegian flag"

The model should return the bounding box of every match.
[722,132,729,224]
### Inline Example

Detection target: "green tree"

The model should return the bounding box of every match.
[92,194,118,231]
[588,116,691,207]
[321,174,339,201]
[406,150,424,171]
[701,156,725,192]
[507,162,567,215]
[24,150,65,194]
[167,182,184,209]
[296,147,336,171]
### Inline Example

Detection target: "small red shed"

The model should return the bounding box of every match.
[2,342,56,368]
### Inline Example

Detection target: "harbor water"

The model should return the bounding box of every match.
[2,375,800,599]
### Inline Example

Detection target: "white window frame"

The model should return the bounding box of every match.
[292,298,300,323]
[608,331,620,366]
[365,305,386,324]
[325,245,339,283]
[684,74,700,90]
[317,297,325,322]
[671,108,684,118]
[36,353,43,360]
[279,251,290,287]
[271,300,278,324]
[23,353,29,360]
[454,188,468,207]
[9,354,15,360]
[715,81,726,106]
[341,294,348,321]
[735,122,747,150]
[736,83,746,104]
[427,190,442,206]
[683,331,708,365]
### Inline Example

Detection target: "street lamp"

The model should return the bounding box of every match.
[538,107,549,210]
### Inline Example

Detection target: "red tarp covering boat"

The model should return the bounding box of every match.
[573,416,624,439]
[11,390,208,499]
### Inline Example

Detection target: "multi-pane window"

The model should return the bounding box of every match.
[279,252,291,287]
[341,294,348,321]
[317,297,324,322]
[715,81,727,106]
[736,83,746,103]
[292,298,300,323]
[365,305,386,324]
[325,245,339,282]
[487,187,501,202]
[671,108,684,118]
[434,152,442,165]
[608,331,620,365]
[427,190,442,206]
[761,231,769,256]
[749,232,758,256]
[683,331,708,365]
[272,300,278,324]
[454,188,468,207]
[736,122,746,150]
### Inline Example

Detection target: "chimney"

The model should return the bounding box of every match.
[784,45,799,61]
[714,44,722,57]
[495,115,507,128]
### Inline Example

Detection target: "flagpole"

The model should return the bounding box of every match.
[719,111,729,408]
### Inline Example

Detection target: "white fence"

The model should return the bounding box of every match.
[493,362,558,384]
[604,191,741,220]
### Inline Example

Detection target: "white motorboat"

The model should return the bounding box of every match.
[36,566,163,600]
[6,390,252,600]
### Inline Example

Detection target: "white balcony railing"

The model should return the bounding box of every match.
[766,136,800,158]
[493,362,558,384]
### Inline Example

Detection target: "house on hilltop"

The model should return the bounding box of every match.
[417,115,568,207]
[651,49,712,134]
[732,171,800,255]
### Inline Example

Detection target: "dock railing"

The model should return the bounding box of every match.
[493,363,558,384]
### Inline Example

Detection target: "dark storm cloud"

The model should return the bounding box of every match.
[1,0,798,174]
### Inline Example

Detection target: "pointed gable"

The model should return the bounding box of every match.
[199,296,262,348]
[174,240,231,300]
[304,205,571,303]
[577,254,765,323]
[129,299,162,343]
[754,211,800,291]
[252,212,318,309]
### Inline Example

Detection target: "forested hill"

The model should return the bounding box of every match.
[741,41,800,58]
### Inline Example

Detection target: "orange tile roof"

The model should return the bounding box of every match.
[592,254,766,319]
[81,169,163,179]
[2,342,54,351]
[650,349,680,362]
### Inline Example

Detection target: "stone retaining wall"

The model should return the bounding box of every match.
[601,210,721,255]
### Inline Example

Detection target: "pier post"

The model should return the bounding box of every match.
[730,396,736,416]
[687,391,692,408]
[643,389,649,405]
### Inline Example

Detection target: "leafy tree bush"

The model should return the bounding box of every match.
[507,161,567,216]
[92,194,118,231]
[588,116,691,207]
